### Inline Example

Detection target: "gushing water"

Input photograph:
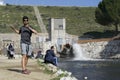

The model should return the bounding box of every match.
[73,43,87,60]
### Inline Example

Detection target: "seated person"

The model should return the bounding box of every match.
[35,50,43,59]
[44,46,58,66]
[8,43,15,59]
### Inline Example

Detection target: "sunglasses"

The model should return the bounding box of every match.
[23,19,28,21]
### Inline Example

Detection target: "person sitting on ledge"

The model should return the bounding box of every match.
[44,46,58,66]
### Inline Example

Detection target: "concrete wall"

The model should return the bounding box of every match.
[50,18,66,45]
[79,40,120,59]
[0,33,47,54]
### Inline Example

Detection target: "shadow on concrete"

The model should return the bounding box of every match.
[80,30,117,39]
[8,68,22,73]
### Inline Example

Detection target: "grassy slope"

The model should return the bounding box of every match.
[0,5,40,33]
[0,5,115,38]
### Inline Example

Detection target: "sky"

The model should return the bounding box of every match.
[4,0,102,7]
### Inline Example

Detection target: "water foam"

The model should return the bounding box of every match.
[72,43,87,60]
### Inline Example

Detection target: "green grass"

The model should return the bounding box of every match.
[0,5,116,38]
[0,5,40,33]
[37,6,115,36]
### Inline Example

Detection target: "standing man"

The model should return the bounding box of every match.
[11,16,38,74]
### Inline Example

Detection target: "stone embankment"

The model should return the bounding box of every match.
[38,59,78,80]
[78,38,120,59]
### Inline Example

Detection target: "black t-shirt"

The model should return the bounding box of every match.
[19,26,33,44]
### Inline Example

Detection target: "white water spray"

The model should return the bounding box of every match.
[73,43,87,60]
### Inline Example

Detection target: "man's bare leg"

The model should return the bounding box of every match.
[21,54,30,74]
[21,54,27,70]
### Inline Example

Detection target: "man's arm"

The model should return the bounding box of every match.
[28,27,38,34]
[10,25,19,34]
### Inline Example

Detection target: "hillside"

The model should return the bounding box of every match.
[0,5,116,38]
[0,5,40,33]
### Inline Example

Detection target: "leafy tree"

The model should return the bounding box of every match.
[95,0,120,33]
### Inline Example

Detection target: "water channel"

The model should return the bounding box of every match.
[59,60,120,80]
[58,43,120,80]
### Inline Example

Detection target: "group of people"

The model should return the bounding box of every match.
[11,16,58,75]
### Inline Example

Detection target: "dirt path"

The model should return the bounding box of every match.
[0,56,53,80]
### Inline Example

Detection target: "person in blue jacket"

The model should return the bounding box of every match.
[44,46,58,66]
